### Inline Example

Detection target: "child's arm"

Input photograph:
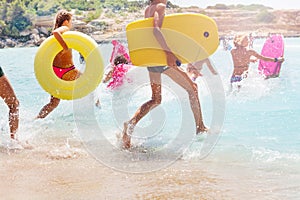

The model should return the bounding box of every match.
[205,59,218,75]
[52,26,69,51]
[103,69,113,83]
[152,4,177,67]
[250,50,284,63]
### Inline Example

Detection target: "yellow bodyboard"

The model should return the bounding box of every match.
[126,13,219,66]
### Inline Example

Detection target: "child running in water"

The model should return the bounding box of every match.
[230,33,284,90]
[122,0,208,149]
[102,40,132,89]
[0,66,19,140]
[95,40,132,107]
[103,40,132,89]
[103,55,131,89]
[36,10,80,118]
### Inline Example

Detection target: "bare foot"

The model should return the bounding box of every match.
[122,122,134,149]
[7,139,24,150]
[196,125,208,135]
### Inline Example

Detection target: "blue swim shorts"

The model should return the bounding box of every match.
[230,75,242,83]
[147,66,170,73]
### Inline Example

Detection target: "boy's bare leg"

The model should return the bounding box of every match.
[164,68,208,134]
[122,73,162,149]
[0,76,19,139]
[36,96,60,119]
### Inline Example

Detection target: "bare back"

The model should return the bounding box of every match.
[52,49,73,67]
[52,25,74,68]
[230,45,273,76]
[231,47,254,64]
[231,47,253,75]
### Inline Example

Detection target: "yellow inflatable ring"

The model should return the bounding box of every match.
[34,31,103,100]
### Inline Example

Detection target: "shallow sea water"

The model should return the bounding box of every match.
[0,37,299,199]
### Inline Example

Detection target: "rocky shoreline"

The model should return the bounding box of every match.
[1,7,300,48]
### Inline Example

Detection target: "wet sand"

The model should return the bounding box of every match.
[1,136,298,199]
[0,140,227,200]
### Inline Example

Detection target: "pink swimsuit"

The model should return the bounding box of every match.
[53,65,75,79]
[107,64,131,89]
[106,40,132,89]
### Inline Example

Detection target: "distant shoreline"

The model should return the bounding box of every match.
[1,6,300,48]
[92,34,300,45]
[2,32,300,49]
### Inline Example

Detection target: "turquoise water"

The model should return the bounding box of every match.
[0,38,299,198]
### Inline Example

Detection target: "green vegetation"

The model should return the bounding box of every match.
[0,0,148,38]
[0,1,277,40]
[207,3,272,11]
[0,0,32,38]
[84,9,102,23]
[207,4,230,10]
[235,4,272,11]
[256,10,276,23]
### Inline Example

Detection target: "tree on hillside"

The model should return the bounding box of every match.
[1,0,32,37]
[207,4,229,10]
[256,10,276,23]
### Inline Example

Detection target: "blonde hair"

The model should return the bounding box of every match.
[53,9,72,31]
[233,34,249,47]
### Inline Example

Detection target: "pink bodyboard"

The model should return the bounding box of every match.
[258,34,284,78]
